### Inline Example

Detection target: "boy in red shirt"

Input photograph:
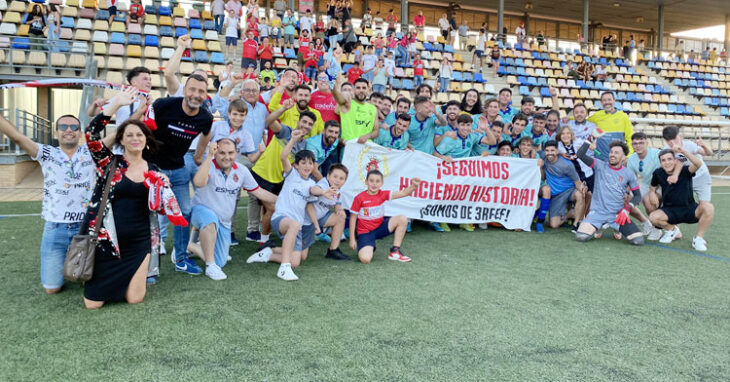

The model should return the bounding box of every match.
[257,37,273,70]
[241,30,259,69]
[297,29,311,67]
[347,61,364,83]
[412,53,425,87]
[242,64,258,81]
[349,170,421,264]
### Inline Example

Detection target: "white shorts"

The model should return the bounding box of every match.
[693,170,712,202]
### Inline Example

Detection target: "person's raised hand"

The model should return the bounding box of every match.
[177,34,191,49]
[207,141,219,157]
[93,98,106,109]
[113,86,139,107]
[281,98,296,110]
[549,85,558,97]
[291,127,306,140]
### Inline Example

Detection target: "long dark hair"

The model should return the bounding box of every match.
[114,120,159,156]
[460,89,483,115]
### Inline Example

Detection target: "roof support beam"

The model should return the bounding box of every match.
[657,3,665,51]
[725,14,730,54]
[582,0,589,44]
[497,0,504,41]
[401,0,409,36]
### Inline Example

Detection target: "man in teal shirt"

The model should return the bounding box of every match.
[407,96,448,154]
[375,113,411,150]
[305,121,340,180]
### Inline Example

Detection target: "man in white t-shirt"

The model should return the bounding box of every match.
[299,9,313,33]
[0,114,95,294]
[189,139,277,280]
[662,126,713,203]
[87,66,153,125]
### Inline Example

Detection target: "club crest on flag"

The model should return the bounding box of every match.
[357,146,389,185]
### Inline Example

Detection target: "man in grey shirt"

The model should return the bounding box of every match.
[575,139,644,245]
[274,0,286,18]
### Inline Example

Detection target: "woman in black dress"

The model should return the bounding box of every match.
[82,87,165,309]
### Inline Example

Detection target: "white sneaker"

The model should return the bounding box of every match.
[170,248,176,264]
[478,223,488,230]
[647,227,662,241]
[659,226,681,244]
[277,265,299,281]
[692,236,707,252]
[246,247,272,263]
[205,264,227,281]
[227,255,232,262]
[159,245,167,256]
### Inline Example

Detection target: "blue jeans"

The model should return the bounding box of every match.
[414,75,424,87]
[191,205,231,268]
[214,14,224,34]
[372,84,386,94]
[160,166,193,263]
[40,221,81,289]
[362,71,374,83]
[439,77,451,92]
[397,45,408,66]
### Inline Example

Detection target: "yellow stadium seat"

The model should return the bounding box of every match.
[180,62,194,75]
[9,1,26,12]
[145,14,157,25]
[173,6,185,17]
[207,41,221,52]
[66,54,84,68]
[62,6,78,17]
[436,93,448,104]
[93,20,109,31]
[107,56,123,70]
[16,24,29,36]
[111,22,125,32]
[159,16,172,26]
[144,59,160,73]
[8,50,26,65]
[274,58,287,68]
[28,51,46,65]
[160,37,175,48]
[82,0,96,8]
[149,73,163,88]
[93,42,107,55]
[4,11,21,23]
[51,53,67,67]
[192,39,207,51]
[126,45,142,57]
[452,62,462,71]
[202,11,213,20]
[106,70,123,85]
[144,46,160,59]
[74,29,91,41]
[125,57,142,70]
[93,55,105,68]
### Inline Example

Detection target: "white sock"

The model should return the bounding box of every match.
[206,261,215,267]
[279,263,291,271]
[260,234,270,242]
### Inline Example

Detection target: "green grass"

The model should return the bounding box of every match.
[1,190,729,381]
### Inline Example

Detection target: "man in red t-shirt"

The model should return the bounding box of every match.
[412,53,425,87]
[257,36,273,70]
[309,72,339,122]
[241,30,258,69]
[348,170,421,264]
[347,62,364,83]
[297,29,311,67]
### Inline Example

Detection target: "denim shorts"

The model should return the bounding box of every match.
[301,211,333,250]
[226,37,238,46]
[40,221,81,289]
[271,215,305,251]
[191,204,231,268]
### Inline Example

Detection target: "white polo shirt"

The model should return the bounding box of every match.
[191,160,259,229]
[304,177,341,224]
[33,143,95,223]
[271,168,315,224]
[189,120,257,158]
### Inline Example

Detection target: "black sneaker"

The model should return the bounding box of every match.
[246,231,261,242]
[230,232,239,246]
[325,248,351,261]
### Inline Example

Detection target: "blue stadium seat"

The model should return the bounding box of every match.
[540,87,551,97]
[57,40,70,53]
[527,77,537,86]
[61,17,75,28]
[531,51,540,59]
[473,72,485,83]
[424,42,434,51]
[496,66,507,76]
[391,79,402,89]
[514,43,522,51]
[615,58,624,66]
[576,80,586,88]
[721,107,729,116]
[96,10,110,20]
[519,86,530,96]
[402,79,414,90]
[175,27,189,37]
[145,5,158,15]
[452,71,462,81]
[713,88,721,96]
[284,48,296,58]
[516,67,526,76]
[537,77,547,87]
[517,76,527,85]
[145,35,159,47]
[514,58,524,67]
[433,43,443,51]
[506,66,517,75]
[211,52,225,64]
[646,84,655,93]
[128,34,142,45]
[676,104,686,114]
[12,38,30,49]
[598,57,608,65]
[115,12,126,22]
[190,29,204,39]
[110,32,126,44]
[193,50,208,63]
[443,44,454,53]
[462,72,472,82]
[159,6,172,16]
[203,20,216,30]
[189,19,202,29]
[160,26,174,37]
[667,104,677,113]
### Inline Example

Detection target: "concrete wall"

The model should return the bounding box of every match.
[0,160,38,187]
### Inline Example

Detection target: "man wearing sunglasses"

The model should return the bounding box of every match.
[0,114,95,294]
[626,132,662,240]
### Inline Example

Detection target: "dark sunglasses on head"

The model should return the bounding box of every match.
[58,124,81,132]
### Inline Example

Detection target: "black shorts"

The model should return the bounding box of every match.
[585,174,595,193]
[356,217,392,251]
[108,6,117,16]
[441,30,449,39]
[252,171,284,195]
[661,204,699,225]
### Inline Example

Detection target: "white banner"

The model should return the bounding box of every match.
[341,142,542,231]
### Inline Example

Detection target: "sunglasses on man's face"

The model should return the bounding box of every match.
[58,124,81,132]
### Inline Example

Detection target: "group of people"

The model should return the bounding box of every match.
[1,27,717,310]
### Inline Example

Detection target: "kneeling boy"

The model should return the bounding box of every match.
[349,170,421,263]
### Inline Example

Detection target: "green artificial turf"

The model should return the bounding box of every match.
[0,190,728,381]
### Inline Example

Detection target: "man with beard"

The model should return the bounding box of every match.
[574,139,644,246]
[263,68,299,105]
[375,113,411,150]
[305,120,341,180]
[433,100,461,147]
[587,92,634,161]
[144,74,214,275]
[0,113,94,294]
[163,35,213,111]
[497,88,519,123]
[565,103,596,142]
[333,77,378,142]
[535,141,586,233]
[269,84,324,139]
